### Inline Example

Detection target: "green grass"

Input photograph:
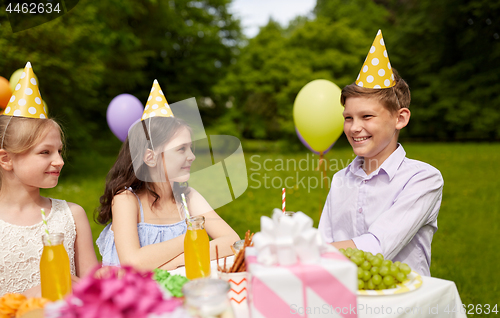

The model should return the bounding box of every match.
[41,142,499,315]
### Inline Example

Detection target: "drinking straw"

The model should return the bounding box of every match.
[40,208,52,245]
[181,193,191,218]
[282,188,286,214]
[181,193,192,226]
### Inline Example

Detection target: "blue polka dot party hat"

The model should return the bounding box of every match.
[4,62,48,118]
[355,30,395,89]
[141,79,174,120]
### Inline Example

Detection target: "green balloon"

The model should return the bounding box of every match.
[9,68,39,92]
[293,79,344,153]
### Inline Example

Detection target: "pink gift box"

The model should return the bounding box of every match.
[246,247,358,318]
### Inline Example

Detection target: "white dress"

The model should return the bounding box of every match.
[0,199,77,295]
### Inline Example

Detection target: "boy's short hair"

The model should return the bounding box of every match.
[340,68,411,113]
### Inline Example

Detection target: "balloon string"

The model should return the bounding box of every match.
[317,152,328,221]
[315,153,325,171]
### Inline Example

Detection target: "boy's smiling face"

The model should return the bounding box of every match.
[343,97,410,171]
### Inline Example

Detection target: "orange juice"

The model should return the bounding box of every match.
[184,216,211,279]
[40,234,72,301]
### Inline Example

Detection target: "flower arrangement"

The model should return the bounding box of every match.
[49,266,183,318]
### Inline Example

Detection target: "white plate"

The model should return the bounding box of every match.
[358,271,423,296]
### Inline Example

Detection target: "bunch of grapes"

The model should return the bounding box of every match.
[339,248,412,290]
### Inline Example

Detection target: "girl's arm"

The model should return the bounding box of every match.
[111,191,186,270]
[68,203,98,278]
[188,189,240,261]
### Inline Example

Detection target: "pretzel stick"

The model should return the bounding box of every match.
[230,252,244,272]
[224,257,227,273]
[231,245,237,255]
[216,245,222,272]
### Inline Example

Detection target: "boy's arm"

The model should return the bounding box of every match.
[361,168,443,259]
[332,240,357,250]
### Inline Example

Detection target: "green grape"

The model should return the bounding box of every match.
[366,279,376,290]
[362,270,372,282]
[361,260,371,270]
[349,249,414,291]
[345,249,354,257]
[370,257,382,267]
[358,267,364,279]
[383,275,395,286]
[353,250,365,258]
[339,248,346,254]
[350,255,364,266]
[396,272,407,283]
[358,279,365,290]
[400,263,412,275]
[379,265,390,277]
[389,265,400,276]
[371,274,382,285]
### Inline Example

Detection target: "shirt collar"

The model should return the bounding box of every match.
[345,144,406,180]
[379,144,406,180]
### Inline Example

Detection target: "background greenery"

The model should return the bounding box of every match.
[1,0,499,149]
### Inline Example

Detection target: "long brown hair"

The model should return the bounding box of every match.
[96,117,191,225]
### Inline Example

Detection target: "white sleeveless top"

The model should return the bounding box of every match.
[0,199,77,295]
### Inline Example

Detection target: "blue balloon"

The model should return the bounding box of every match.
[106,94,144,142]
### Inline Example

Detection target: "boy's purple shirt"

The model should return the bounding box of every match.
[319,144,443,276]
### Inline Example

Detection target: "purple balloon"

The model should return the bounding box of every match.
[107,94,144,142]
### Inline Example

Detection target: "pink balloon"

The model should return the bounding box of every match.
[107,94,144,142]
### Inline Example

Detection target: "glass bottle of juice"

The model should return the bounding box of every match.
[40,233,72,301]
[184,216,211,279]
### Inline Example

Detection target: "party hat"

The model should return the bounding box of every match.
[141,80,174,120]
[4,62,48,118]
[355,30,395,89]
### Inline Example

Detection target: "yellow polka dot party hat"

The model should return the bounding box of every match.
[4,62,47,118]
[355,30,395,89]
[141,79,174,120]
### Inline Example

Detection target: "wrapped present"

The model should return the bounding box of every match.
[246,209,358,318]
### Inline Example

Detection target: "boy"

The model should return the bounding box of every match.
[318,30,443,276]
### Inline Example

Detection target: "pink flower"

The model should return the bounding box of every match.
[57,266,182,317]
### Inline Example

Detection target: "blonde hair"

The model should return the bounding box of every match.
[0,115,64,186]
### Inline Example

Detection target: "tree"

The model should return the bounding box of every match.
[214,1,389,142]
[0,0,242,151]
[386,0,500,140]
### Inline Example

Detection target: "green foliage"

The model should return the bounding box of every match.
[0,0,241,151]
[387,0,500,140]
[214,16,374,142]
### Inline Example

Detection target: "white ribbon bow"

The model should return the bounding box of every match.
[252,209,327,266]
